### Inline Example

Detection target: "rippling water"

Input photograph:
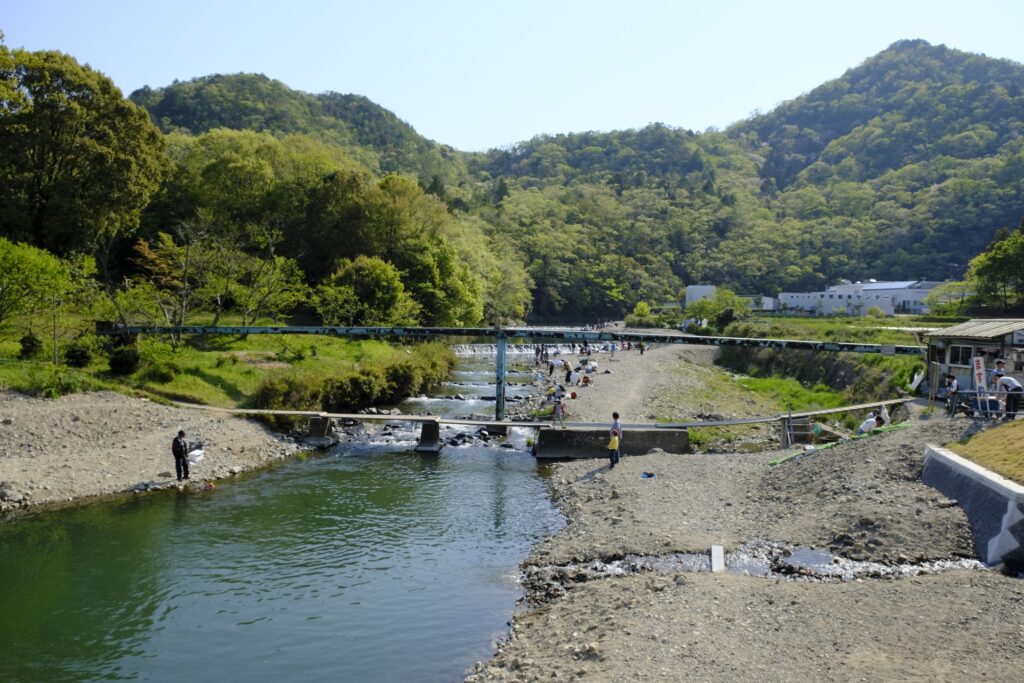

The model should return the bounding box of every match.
[0,358,561,683]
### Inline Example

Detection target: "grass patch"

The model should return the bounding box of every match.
[736,376,846,412]
[951,419,1024,485]
[1,315,455,412]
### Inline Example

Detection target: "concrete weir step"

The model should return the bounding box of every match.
[533,427,689,460]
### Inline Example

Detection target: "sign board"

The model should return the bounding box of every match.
[1014,328,1024,346]
[972,356,986,390]
[880,345,896,357]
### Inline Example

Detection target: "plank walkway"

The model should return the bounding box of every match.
[172,398,913,431]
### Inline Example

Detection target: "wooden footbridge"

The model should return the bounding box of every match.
[97,322,924,421]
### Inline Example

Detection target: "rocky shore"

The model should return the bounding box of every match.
[468,344,1024,682]
[0,390,300,514]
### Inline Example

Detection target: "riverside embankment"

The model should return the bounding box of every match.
[0,390,303,513]
[469,344,1024,682]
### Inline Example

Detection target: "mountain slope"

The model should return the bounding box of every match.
[130,73,467,182]
[731,39,1024,190]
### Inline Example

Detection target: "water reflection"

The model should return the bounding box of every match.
[0,357,560,683]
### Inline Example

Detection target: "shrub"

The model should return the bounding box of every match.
[252,371,323,431]
[866,306,887,318]
[138,358,181,383]
[108,346,141,375]
[39,367,86,398]
[322,367,389,412]
[19,331,43,359]
[64,338,94,367]
[383,360,424,403]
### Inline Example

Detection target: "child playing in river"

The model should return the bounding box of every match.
[608,429,620,469]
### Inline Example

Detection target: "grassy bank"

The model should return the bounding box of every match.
[0,321,456,428]
[951,420,1024,485]
[718,316,931,405]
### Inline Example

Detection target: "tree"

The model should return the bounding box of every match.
[130,218,210,347]
[315,255,420,326]
[0,237,70,331]
[923,280,974,316]
[968,231,1024,311]
[0,47,168,255]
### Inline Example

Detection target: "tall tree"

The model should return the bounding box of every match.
[0,47,168,255]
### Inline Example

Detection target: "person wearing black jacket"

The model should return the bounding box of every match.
[172,430,190,481]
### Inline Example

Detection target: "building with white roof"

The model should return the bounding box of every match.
[778,280,943,316]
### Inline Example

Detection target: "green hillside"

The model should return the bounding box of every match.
[130,73,469,184]
[3,38,1023,328]
[461,40,1024,314]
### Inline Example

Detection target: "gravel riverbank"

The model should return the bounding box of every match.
[0,391,298,513]
[469,344,1024,682]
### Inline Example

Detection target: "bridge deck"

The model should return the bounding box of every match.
[173,398,911,431]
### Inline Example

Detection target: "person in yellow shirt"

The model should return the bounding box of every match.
[608,429,620,469]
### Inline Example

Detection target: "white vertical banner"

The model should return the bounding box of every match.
[972,356,986,391]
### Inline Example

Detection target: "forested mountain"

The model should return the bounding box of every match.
[130,74,468,184]
[4,38,1023,326]
[467,40,1024,316]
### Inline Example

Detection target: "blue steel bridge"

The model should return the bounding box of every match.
[96,323,925,421]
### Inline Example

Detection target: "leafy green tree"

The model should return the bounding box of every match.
[923,280,974,316]
[316,256,420,325]
[968,231,1024,310]
[0,47,168,255]
[0,237,70,331]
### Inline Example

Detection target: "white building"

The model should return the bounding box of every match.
[778,280,943,316]
[739,295,777,311]
[684,285,717,308]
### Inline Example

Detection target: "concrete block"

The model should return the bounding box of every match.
[533,427,689,460]
[923,444,1024,570]
[710,545,725,573]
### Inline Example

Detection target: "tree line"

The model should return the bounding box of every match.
[3,36,1024,333]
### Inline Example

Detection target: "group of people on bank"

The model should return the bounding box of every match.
[941,358,1023,419]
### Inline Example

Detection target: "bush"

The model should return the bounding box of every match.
[38,367,87,398]
[108,346,141,375]
[866,306,887,318]
[19,331,43,359]
[383,361,424,403]
[138,358,182,383]
[252,371,323,431]
[322,367,389,412]
[64,338,94,367]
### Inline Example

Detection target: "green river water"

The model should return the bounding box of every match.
[1,358,561,682]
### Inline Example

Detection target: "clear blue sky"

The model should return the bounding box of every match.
[4,0,1023,151]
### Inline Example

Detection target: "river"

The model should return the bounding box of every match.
[0,355,561,682]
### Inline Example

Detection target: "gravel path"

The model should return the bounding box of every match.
[469,345,1024,682]
[0,391,297,512]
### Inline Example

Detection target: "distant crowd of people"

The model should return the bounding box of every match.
[535,341,648,428]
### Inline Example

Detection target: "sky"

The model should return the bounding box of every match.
[3,0,1024,151]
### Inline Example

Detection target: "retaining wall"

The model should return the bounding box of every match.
[534,427,689,460]
[922,444,1024,571]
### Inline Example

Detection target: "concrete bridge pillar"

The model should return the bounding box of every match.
[414,419,442,454]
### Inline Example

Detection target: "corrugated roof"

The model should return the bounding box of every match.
[861,281,917,290]
[927,319,1024,340]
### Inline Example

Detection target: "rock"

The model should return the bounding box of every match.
[647,448,665,454]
